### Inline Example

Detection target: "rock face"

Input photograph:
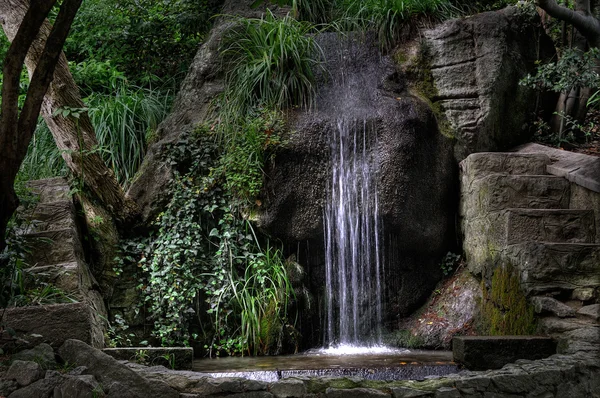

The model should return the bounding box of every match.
[127,0,289,223]
[258,31,457,333]
[421,6,555,161]
[452,336,557,370]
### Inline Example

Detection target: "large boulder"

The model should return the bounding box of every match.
[258,31,457,332]
[58,339,178,398]
[127,0,290,223]
[419,6,555,161]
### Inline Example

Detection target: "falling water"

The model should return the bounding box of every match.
[324,119,383,348]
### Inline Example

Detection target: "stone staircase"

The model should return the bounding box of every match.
[3,178,107,348]
[460,146,600,356]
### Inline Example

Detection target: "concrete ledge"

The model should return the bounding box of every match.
[452,336,557,370]
[103,347,194,370]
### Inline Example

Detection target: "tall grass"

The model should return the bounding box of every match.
[337,0,462,48]
[218,10,323,141]
[18,83,170,188]
[87,83,170,187]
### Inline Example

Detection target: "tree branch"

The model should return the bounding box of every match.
[17,0,82,163]
[0,0,55,168]
[538,0,600,46]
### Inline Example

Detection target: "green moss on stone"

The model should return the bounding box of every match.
[478,263,537,336]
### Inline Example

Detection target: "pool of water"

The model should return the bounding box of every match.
[193,348,459,382]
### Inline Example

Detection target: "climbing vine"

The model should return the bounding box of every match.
[129,110,296,355]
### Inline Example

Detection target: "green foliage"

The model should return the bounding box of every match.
[17,81,170,187]
[478,263,537,336]
[132,113,295,354]
[336,0,461,49]
[218,11,323,138]
[87,83,171,186]
[64,0,214,86]
[215,109,284,204]
[521,48,600,95]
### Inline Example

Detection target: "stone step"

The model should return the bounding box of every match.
[22,228,82,267]
[502,242,600,296]
[23,262,80,296]
[505,209,596,244]
[26,177,71,203]
[460,152,551,184]
[461,174,570,220]
[20,201,77,234]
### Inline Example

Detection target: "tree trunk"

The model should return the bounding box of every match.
[0,0,76,253]
[0,0,137,224]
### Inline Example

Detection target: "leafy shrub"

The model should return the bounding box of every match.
[64,0,215,86]
[137,118,295,353]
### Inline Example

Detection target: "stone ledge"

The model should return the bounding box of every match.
[2,303,104,348]
[103,347,194,370]
[515,143,600,193]
[452,336,557,370]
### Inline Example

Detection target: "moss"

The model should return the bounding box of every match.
[405,43,455,139]
[478,263,537,335]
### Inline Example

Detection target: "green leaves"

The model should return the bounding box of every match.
[521,48,600,94]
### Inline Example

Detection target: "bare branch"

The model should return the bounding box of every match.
[538,0,600,46]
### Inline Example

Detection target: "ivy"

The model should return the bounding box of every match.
[132,111,296,355]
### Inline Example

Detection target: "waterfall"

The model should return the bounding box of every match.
[324,119,383,348]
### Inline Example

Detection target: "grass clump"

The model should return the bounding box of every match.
[218,10,323,141]
[478,263,537,335]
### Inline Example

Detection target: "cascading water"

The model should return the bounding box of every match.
[324,119,384,349]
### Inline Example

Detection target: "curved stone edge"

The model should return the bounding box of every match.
[125,352,599,397]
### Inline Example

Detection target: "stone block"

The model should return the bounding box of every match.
[452,336,557,370]
[23,228,82,267]
[2,303,105,348]
[503,242,600,295]
[531,296,576,318]
[26,178,71,203]
[577,304,600,321]
[326,387,390,398]
[460,152,551,184]
[269,379,307,398]
[22,201,77,234]
[505,209,595,244]
[6,360,45,386]
[461,174,570,221]
[103,347,194,370]
[23,262,80,296]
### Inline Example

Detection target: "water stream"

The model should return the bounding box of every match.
[324,119,384,348]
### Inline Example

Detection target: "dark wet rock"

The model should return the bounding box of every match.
[270,379,307,398]
[325,387,390,398]
[53,375,102,398]
[0,379,18,396]
[258,31,456,324]
[5,361,44,387]
[531,296,577,318]
[12,344,56,369]
[58,339,178,398]
[452,336,557,370]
